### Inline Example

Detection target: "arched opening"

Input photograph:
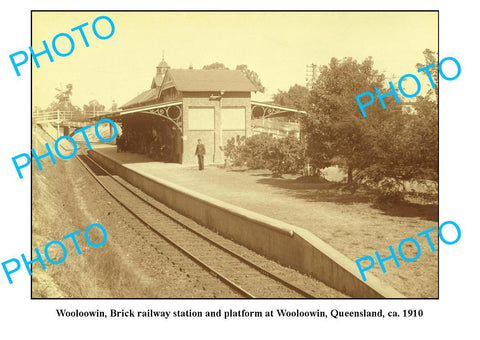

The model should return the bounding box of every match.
[117,112,183,163]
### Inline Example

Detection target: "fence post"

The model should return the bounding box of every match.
[56,110,60,138]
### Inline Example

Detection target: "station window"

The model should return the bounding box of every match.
[222,107,246,130]
[188,107,214,130]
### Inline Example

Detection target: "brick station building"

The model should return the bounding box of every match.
[109,58,303,165]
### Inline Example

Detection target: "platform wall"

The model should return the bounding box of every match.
[89,149,405,298]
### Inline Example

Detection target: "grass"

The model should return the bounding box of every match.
[32,127,161,298]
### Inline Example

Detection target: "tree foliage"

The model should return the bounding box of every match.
[223,134,304,177]
[273,84,309,111]
[220,135,245,167]
[202,62,229,70]
[83,99,106,115]
[201,63,265,93]
[364,50,438,186]
[47,84,75,111]
[305,57,387,190]
[235,64,265,93]
[263,135,304,177]
[239,134,272,169]
[46,83,82,120]
[304,53,438,197]
[416,48,439,100]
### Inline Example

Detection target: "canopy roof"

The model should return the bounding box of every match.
[120,88,159,109]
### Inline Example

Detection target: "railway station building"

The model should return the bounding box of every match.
[108,58,303,165]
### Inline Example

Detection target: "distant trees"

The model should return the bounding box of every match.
[46,84,77,112]
[43,83,113,120]
[202,62,229,70]
[235,65,265,93]
[46,83,82,119]
[202,62,265,93]
[83,99,106,116]
[273,84,309,111]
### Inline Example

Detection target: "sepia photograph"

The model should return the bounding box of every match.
[31,11,439,298]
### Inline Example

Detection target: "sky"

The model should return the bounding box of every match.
[31,11,438,111]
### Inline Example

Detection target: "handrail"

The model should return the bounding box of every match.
[32,110,113,123]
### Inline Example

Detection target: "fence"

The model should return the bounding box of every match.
[32,110,111,123]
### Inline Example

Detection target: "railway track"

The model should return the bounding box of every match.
[76,153,344,298]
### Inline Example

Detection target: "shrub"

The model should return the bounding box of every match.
[224,134,304,177]
[239,134,274,169]
[221,135,245,167]
[374,177,405,203]
[264,135,304,177]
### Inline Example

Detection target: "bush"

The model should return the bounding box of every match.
[224,134,304,177]
[240,134,274,169]
[221,136,245,167]
[264,135,304,177]
[374,178,405,203]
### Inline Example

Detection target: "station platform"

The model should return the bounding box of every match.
[88,144,405,298]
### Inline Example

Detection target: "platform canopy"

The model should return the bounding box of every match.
[251,101,306,119]
[100,101,183,130]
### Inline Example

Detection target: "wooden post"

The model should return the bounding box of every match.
[57,110,60,138]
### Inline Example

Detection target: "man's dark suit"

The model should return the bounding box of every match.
[195,143,206,170]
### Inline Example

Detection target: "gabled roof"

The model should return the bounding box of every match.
[164,69,258,92]
[120,69,258,110]
[120,88,158,109]
[151,74,163,89]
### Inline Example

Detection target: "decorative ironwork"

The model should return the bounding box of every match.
[251,104,290,119]
[142,104,183,131]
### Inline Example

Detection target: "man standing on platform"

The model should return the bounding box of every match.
[195,139,206,170]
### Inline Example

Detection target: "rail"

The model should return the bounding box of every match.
[77,154,322,298]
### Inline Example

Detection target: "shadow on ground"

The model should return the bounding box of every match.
[256,176,438,222]
[372,201,438,222]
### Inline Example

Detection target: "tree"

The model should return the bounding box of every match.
[83,99,106,116]
[202,62,265,93]
[305,53,439,198]
[410,49,438,180]
[235,64,265,93]
[306,57,387,191]
[273,84,309,111]
[366,49,438,183]
[202,62,229,70]
[413,48,438,179]
[46,83,82,119]
[47,84,74,111]
[416,48,439,100]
